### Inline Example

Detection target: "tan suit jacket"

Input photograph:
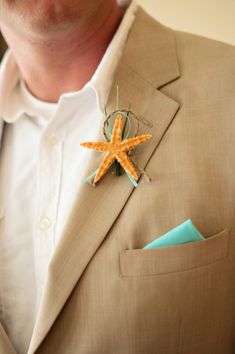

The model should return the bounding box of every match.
[0,5,235,354]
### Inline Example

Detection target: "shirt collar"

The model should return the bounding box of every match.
[0,0,137,123]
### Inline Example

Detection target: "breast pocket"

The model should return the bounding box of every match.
[119,228,231,277]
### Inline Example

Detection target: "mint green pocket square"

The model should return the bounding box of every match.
[143,219,205,249]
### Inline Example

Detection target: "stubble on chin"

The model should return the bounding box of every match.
[0,0,110,41]
[0,0,85,35]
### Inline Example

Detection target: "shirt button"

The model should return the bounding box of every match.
[40,217,52,230]
[45,134,59,146]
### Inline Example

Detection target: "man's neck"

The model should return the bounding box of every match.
[0,2,125,103]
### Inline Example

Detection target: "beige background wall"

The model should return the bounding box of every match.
[138,0,235,45]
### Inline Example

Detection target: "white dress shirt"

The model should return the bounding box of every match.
[0,1,137,353]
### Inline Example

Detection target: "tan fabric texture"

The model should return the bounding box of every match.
[0,5,235,354]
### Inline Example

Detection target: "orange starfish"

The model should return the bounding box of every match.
[80,113,152,184]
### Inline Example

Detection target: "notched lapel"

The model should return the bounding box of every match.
[28,7,181,354]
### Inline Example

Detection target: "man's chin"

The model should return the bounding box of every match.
[0,1,83,36]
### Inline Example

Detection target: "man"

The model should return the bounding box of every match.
[0,0,234,353]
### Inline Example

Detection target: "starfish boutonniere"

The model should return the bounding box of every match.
[80,112,152,186]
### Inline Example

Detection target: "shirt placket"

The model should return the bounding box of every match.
[34,124,65,306]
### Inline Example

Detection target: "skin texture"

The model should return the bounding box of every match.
[0,0,125,102]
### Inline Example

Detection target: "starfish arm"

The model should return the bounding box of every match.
[111,114,123,144]
[115,151,139,181]
[119,134,152,152]
[80,141,110,152]
[94,151,115,183]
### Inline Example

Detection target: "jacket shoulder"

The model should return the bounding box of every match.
[173,29,235,76]
[157,26,235,127]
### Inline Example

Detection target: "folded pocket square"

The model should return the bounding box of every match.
[143,219,205,249]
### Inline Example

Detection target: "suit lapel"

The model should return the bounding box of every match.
[27,7,180,354]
